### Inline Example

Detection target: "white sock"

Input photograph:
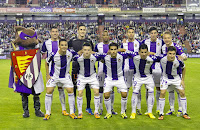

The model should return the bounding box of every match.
[45,93,52,115]
[58,88,66,111]
[137,90,141,109]
[104,98,111,114]
[68,93,75,114]
[125,89,129,110]
[147,91,154,113]
[121,97,127,114]
[169,91,175,111]
[110,91,114,110]
[131,92,138,113]
[159,98,165,115]
[99,93,103,110]
[156,90,161,110]
[177,92,182,111]
[94,96,100,113]
[77,96,83,114]
[180,97,187,114]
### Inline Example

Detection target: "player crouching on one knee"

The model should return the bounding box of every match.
[158,46,190,120]
[43,39,77,120]
[74,42,101,119]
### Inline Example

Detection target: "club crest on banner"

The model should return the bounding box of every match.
[11,48,41,88]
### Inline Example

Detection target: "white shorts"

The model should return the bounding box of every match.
[46,74,73,88]
[133,75,155,93]
[104,76,127,93]
[152,62,162,87]
[160,77,184,90]
[167,85,182,93]
[124,69,134,88]
[77,73,99,91]
[97,72,105,87]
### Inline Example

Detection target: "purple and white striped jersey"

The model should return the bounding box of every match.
[41,39,59,77]
[160,56,185,79]
[101,52,134,80]
[134,55,161,78]
[94,42,109,73]
[161,42,186,57]
[73,54,102,77]
[41,39,59,58]
[47,49,77,78]
[121,39,140,70]
[142,38,164,55]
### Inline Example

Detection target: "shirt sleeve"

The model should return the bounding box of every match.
[150,55,162,62]
[94,44,98,52]
[73,55,79,61]
[69,49,77,57]
[41,42,47,53]
[175,44,184,55]
[94,53,106,61]
[179,60,185,69]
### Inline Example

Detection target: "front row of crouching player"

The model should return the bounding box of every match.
[43,40,190,120]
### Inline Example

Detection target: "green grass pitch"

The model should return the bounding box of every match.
[0,58,200,129]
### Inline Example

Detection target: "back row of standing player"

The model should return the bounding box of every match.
[41,24,190,120]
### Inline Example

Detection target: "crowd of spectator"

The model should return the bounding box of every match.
[0,0,182,8]
[0,21,200,53]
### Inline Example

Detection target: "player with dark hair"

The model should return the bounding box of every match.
[74,42,101,119]
[68,24,94,115]
[141,26,164,115]
[41,26,69,116]
[162,31,187,116]
[121,27,141,114]
[94,30,117,115]
[130,44,162,119]
[158,46,190,120]
[43,39,77,120]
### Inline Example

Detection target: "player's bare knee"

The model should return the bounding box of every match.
[121,92,127,98]
[160,90,166,98]
[179,90,185,97]
[104,92,110,99]
[46,88,54,94]
[78,91,83,97]
[93,89,99,96]
[67,88,73,93]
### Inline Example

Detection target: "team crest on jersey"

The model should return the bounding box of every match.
[135,44,137,47]
[118,58,121,62]
[11,48,41,88]
[147,61,150,64]
[158,43,160,46]
[91,60,94,63]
